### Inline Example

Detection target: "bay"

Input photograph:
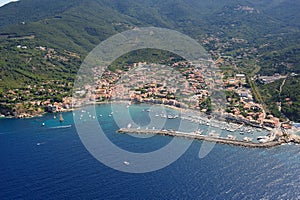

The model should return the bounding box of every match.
[0,103,299,199]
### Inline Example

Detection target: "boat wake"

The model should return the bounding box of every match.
[49,125,72,129]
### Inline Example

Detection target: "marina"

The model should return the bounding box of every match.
[180,114,261,134]
[117,128,286,148]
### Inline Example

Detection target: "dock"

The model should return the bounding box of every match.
[117,128,284,148]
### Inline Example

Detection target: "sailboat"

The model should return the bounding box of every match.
[59,113,64,123]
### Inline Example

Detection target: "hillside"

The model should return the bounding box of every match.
[0,0,82,27]
[1,0,299,48]
[0,0,299,119]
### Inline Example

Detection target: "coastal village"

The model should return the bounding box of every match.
[1,1,300,198]
[75,61,282,129]
[71,60,300,144]
[1,55,300,145]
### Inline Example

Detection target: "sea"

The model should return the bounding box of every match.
[0,103,299,199]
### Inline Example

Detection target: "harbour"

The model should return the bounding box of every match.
[1,103,300,199]
[117,128,287,148]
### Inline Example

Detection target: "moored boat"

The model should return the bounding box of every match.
[59,114,64,122]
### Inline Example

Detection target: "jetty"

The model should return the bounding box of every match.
[117,128,285,148]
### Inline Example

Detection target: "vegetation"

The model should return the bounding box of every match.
[258,75,300,122]
[281,76,300,122]
[0,0,299,120]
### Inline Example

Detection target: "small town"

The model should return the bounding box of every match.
[70,60,300,142]
[1,58,299,137]
[1,51,299,145]
[1,1,300,198]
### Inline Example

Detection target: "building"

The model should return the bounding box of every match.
[47,104,57,112]
[236,74,246,80]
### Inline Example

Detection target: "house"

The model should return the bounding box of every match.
[240,92,248,98]
[236,74,246,80]
[263,117,280,128]
[228,79,237,85]
[282,124,292,129]
[263,119,276,128]
[47,104,57,112]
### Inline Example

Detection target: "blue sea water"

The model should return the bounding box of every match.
[0,104,300,199]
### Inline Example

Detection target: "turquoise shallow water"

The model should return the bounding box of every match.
[0,103,299,199]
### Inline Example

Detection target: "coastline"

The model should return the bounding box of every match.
[0,100,287,134]
[0,100,274,132]
[2,100,299,147]
[0,100,135,119]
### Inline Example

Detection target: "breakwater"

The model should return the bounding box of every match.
[117,128,284,148]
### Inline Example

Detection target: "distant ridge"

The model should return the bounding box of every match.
[0,0,299,120]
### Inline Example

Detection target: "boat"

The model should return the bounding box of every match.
[123,161,130,165]
[258,139,269,143]
[257,136,269,143]
[167,114,179,119]
[243,137,253,142]
[160,114,167,118]
[127,123,132,128]
[42,123,45,126]
[195,129,203,135]
[208,131,219,137]
[227,135,236,140]
[167,115,173,119]
[257,136,269,140]
[59,114,64,123]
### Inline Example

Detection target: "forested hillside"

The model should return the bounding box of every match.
[0,0,299,119]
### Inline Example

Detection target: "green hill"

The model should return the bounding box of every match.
[0,0,299,119]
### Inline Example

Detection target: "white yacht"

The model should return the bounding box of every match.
[123,161,130,165]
